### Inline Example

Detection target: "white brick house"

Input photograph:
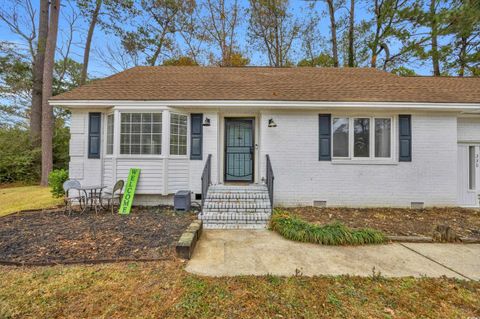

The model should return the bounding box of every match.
[50,67,480,212]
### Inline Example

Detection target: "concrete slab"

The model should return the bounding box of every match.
[186,230,479,279]
[401,243,480,280]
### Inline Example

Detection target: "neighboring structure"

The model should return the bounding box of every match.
[50,67,480,215]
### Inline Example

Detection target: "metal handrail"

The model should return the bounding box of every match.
[266,155,274,208]
[201,154,212,208]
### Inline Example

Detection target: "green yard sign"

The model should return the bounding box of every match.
[119,168,141,215]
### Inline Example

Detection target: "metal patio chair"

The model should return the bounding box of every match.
[102,179,124,214]
[63,179,85,215]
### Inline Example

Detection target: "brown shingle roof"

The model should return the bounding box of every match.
[51,66,480,103]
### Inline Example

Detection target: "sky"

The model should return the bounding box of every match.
[1,0,434,80]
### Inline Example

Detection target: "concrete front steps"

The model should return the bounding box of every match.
[199,184,272,229]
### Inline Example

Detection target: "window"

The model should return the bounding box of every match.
[106,114,114,155]
[120,113,162,155]
[332,117,349,157]
[469,146,475,190]
[354,118,370,157]
[375,118,391,158]
[170,113,188,155]
[332,117,392,160]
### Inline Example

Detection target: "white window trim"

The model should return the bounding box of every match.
[331,115,396,163]
[104,112,115,157]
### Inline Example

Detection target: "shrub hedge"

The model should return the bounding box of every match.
[270,210,387,245]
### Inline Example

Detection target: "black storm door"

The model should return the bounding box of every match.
[224,118,254,182]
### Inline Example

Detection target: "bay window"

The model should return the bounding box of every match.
[332,116,392,160]
[120,112,162,155]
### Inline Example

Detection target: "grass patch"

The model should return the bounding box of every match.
[270,210,387,245]
[0,262,479,318]
[0,185,62,216]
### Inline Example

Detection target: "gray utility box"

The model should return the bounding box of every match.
[174,190,191,211]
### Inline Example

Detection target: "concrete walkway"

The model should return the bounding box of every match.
[186,230,480,280]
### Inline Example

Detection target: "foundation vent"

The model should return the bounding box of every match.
[411,202,424,209]
[313,200,327,208]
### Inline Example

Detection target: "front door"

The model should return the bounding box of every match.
[224,118,254,182]
[457,144,480,206]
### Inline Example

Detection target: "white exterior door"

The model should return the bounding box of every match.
[457,144,480,206]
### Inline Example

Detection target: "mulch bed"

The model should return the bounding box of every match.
[283,207,480,239]
[0,206,196,264]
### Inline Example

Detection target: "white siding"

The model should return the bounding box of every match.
[189,112,220,193]
[458,117,480,142]
[259,111,458,207]
[103,158,114,188]
[69,110,102,185]
[116,159,164,194]
[168,158,189,192]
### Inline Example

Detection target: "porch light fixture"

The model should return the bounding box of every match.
[268,118,277,127]
[202,117,211,126]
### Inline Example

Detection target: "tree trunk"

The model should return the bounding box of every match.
[31,0,50,146]
[430,0,440,76]
[458,36,467,77]
[41,0,61,186]
[327,0,339,67]
[348,0,355,67]
[80,0,102,85]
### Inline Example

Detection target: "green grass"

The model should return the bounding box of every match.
[270,210,387,245]
[0,261,479,318]
[0,185,62,216]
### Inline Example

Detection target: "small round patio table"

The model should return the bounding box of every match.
[75,185,107,213]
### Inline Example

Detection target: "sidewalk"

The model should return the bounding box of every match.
[186,230,480,280]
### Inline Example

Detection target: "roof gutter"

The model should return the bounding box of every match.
[48,99,480,111]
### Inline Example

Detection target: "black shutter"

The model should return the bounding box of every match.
[190,113,203,160]
[319,114,331,161]
[88,112,101,159]
[399,115,412,162]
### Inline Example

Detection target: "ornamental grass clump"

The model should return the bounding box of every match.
[270,211,386,245]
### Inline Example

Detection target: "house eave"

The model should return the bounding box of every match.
[48,99,480,112]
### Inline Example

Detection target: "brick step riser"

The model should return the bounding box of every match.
[207,195,269,199]
[203,203,271,211]
[200,217,271,222]
[204,224,268,230]
[202,209,271,213]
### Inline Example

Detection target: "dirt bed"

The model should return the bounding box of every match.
[0,207,196,264]
[283,207,480,239]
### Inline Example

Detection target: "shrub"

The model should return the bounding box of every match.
[48,169,69,198]
[270,210,386,245]
[0,127,41,183]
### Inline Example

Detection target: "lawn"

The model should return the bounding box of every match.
[0,185,62,217]
[0,261,479,318]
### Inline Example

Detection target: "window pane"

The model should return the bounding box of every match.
[354,118,370,157]
[469,146,475,190]
[375,118,391,158]
[121,113,130,123]
[332,118,349,157]
[131,113,141,122]
[131,145,140,154]
[153,113,162,123]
